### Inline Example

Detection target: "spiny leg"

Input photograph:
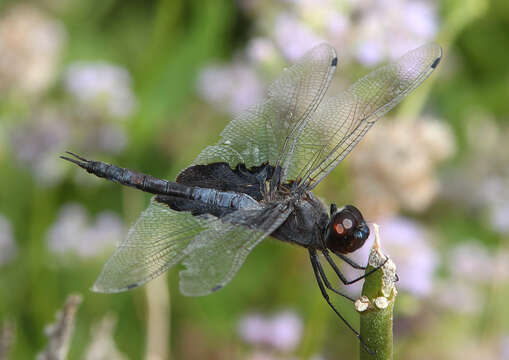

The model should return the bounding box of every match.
[322,249,387,285]
[333,251,366,270]
[333,249,399,282]
[310,250,355,302]
[309,249,374,355]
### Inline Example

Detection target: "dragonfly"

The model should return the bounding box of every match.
[62,42,441,348]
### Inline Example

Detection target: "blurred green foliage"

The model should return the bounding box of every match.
[0,0,509,359]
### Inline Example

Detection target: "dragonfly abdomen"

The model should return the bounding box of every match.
[61,152,260,214]
[61,152,192,197]
[189,188,260,210]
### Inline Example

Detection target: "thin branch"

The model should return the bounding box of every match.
[37,294,82,360]
[356,224,398,360]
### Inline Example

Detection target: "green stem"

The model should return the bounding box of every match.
[357,225,397,360]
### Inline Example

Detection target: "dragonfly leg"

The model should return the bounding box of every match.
[333,252,366,270]
[310,250,355,302]
[309,249,374,355]
[322,249,387,285]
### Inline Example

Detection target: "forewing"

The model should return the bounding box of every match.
[191,43,337,174]
[179,203,291,296]
[289,43,442,189]
[92,198,210,293]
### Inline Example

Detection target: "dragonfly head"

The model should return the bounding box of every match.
[326,204,369,254]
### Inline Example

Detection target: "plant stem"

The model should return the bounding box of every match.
[357,224,397,360]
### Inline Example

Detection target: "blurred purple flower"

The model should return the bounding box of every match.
[10,105,127,186]
[353,0,438,66]
[500,335,509,359]
[434,280,483,314]
[433,240,509,314]
[245,351,297,360]
[273,14,323,61]
[448,242,494,284]
[269,312,303,351]
[447,241,509,283]
[246,38,278,65]
[240,0,439,68]
[64,62,137,118]
[344,216,438,297]
[238,310,302,352]
[197,62,264,114]
[0,215,16,265]
[10,107,70,185]
[47,203,124,259]
[202,0,440,122]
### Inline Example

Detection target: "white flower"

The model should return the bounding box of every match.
[64,62,137,118]
[84,315,127,360]
[350,117,455,218]
[0,4,65,94]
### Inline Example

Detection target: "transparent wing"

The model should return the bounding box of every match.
[179,203,291,296]
[192,43,337,176]
[93,198,211,293]
[289,43,442,190]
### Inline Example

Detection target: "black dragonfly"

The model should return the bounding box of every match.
[62,42,441,346]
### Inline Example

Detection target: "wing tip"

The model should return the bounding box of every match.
[90,283,108,293]
[403,42,442,69]
[426,42,442,69]
[211,284,223,292]
[431,56,441,69]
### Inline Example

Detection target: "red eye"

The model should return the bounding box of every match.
[334,222,345,235]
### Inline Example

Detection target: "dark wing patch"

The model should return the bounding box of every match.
[176,162,275,201]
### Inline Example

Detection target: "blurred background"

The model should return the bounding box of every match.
[0,0,508,358]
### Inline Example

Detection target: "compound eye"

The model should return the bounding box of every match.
[327,205,369,254]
